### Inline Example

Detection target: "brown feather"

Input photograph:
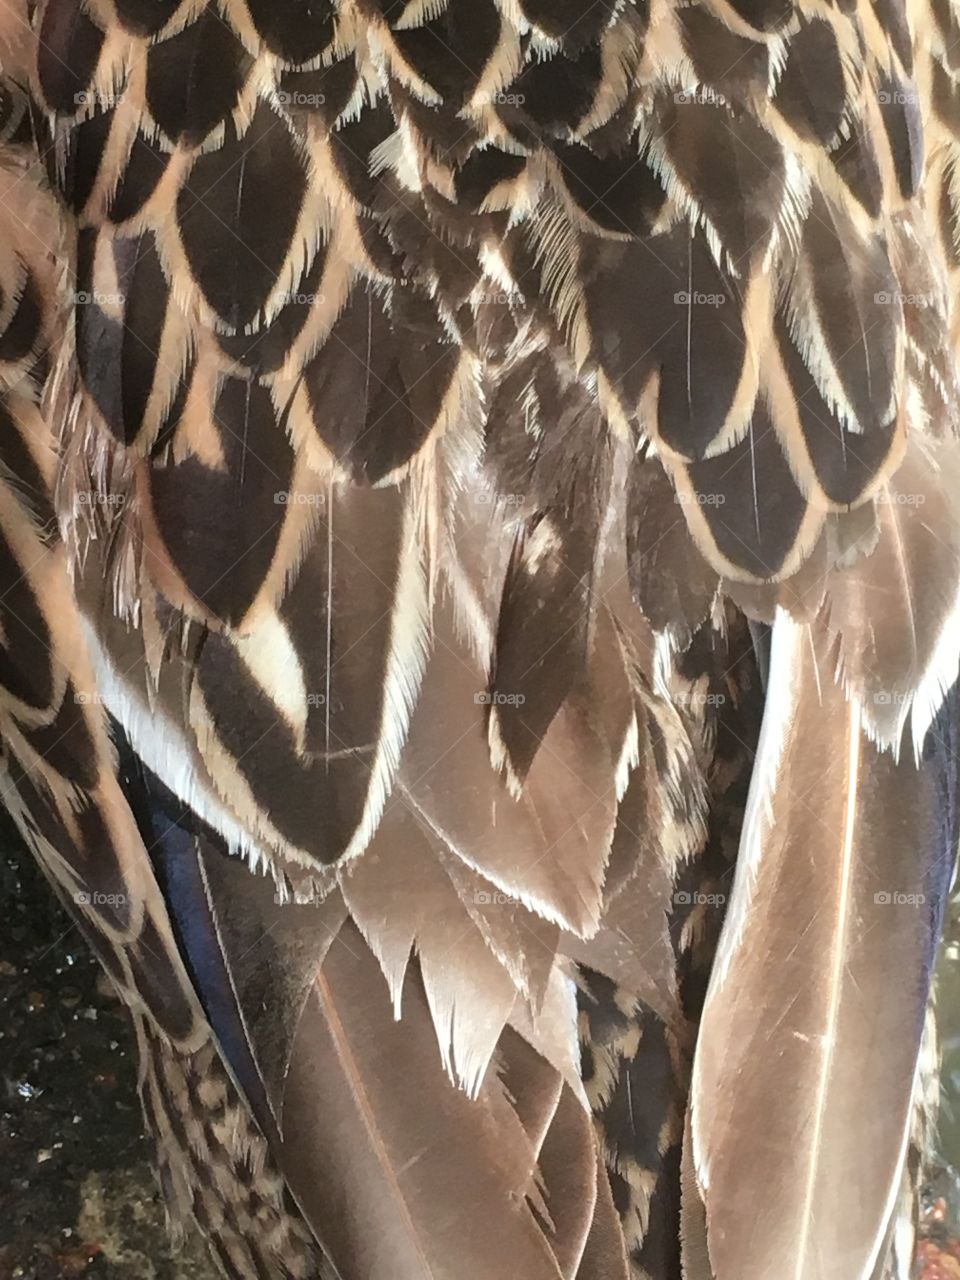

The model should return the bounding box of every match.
[281,925,565,1280]
[3,4,960,1278]
[687,612,960,1280]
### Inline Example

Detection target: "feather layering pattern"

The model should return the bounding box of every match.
[0,0,959,1277]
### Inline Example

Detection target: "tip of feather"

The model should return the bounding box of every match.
[487,706,525,799]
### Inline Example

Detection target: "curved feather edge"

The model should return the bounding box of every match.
[108,738,617,1280]
[826,434,960,758]
[685,610,960,1280]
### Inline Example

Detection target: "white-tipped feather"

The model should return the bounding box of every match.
[340,502,431,864]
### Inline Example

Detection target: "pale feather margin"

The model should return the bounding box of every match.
[339,497,432,863]
[81,620,278,879]
[707,610,802,991]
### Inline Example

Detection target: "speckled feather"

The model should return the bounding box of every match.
[0,1,958,1278]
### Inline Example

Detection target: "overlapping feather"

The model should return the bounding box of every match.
[0,2,956,1279]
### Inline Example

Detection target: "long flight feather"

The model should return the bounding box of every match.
[687,610,960,1280]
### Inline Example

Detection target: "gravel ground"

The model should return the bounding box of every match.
[0,824,218,1280]
[923,896,960,1277]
